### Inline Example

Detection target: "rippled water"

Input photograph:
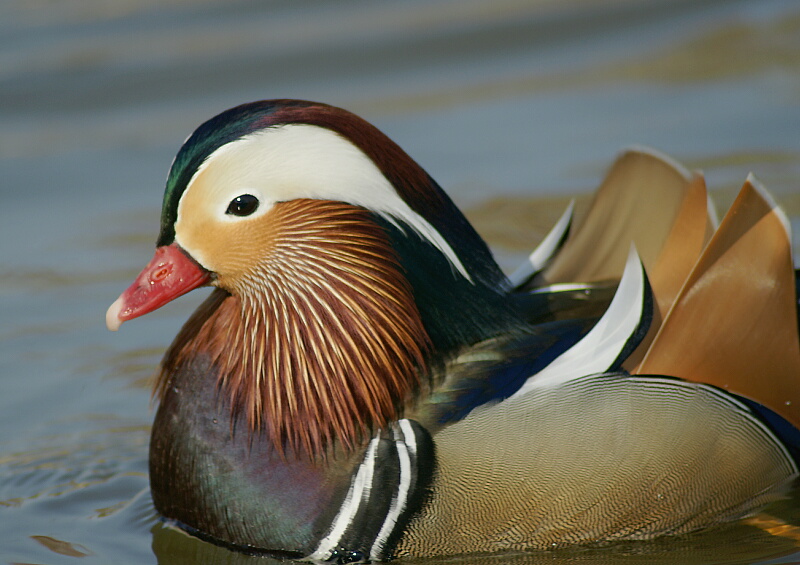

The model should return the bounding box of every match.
[2,0,800,563]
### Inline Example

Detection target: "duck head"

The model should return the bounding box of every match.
[107,100,520,455]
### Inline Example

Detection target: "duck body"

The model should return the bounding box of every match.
[108,100,800,560]
[152,346,797,560]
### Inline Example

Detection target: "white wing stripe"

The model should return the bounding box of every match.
[508,200,574,287]
[512,245,646,396]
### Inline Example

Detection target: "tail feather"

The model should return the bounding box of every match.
[624,173,713,370]
[542,147,700,286]
[534,148,715,370]
[636,176,800,429]
[647,174,714,316]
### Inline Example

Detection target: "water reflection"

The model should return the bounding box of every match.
[32,535,94,558]
[150,514,800,565]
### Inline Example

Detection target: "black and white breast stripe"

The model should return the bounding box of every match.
[307,419,434,563]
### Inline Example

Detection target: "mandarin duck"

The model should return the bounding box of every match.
[106,100,800,562]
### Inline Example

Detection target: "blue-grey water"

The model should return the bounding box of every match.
[2,0,800,563]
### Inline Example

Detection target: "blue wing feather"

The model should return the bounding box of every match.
[419,317,598,427]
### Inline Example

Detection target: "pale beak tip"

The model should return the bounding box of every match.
[106,297,124,332]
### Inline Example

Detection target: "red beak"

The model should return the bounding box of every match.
[106,244,211,331]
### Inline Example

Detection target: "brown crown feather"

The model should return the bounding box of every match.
[156,200,432,456]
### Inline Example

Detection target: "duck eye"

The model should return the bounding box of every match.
[226,194,260,217]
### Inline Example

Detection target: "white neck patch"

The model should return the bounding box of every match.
[179,123,471,281]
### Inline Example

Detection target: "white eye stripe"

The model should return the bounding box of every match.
[178,124,472,282]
